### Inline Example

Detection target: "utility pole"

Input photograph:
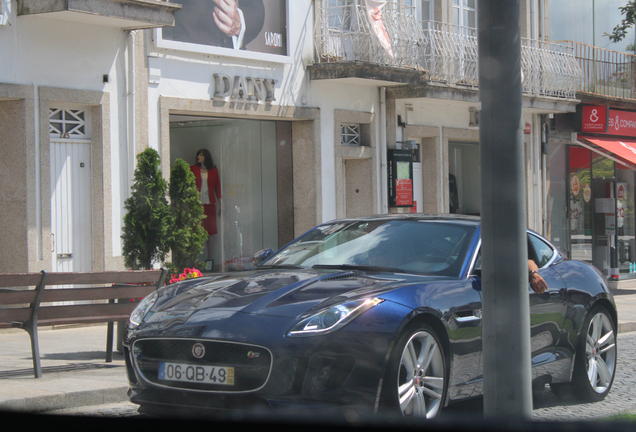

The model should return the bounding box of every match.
[478,0,533,420]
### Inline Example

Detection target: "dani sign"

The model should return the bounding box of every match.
[213,74,277,103]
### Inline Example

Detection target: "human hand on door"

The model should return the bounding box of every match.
[528,260,548,294]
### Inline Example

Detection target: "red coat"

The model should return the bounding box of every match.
[190,165,222,204]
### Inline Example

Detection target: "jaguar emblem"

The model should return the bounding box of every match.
[192,343,205,359]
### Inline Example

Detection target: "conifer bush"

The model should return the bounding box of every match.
[167,158,207,271]
[121,148,172,270]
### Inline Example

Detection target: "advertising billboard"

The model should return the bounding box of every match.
[159,0,287,57]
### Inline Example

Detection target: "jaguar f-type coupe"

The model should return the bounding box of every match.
[124,215,617,419]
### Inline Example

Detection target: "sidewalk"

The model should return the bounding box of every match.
[1,289,636,413]
[0,325,129,412]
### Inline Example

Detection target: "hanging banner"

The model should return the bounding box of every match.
[364,0,394,59]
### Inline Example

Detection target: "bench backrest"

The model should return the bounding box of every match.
[0,269,166,325]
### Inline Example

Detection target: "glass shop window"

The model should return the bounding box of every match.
[449,141,480,216]
[569,146,592,263]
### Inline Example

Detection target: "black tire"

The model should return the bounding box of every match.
[551,305,617,402]
[381,323,448,419]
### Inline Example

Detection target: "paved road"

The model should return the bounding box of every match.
[48,332,636,421]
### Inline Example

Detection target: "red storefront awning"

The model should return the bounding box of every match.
[577,136,636,170]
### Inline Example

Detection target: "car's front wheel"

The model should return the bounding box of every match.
[382,323,447,419]
[551,305,617,402]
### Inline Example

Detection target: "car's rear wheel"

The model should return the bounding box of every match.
[551,305,617,402]
[382,323,447,419]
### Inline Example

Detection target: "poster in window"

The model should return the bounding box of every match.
[161,0,287,56]
[396,162,413,206]
[387,150,413,207]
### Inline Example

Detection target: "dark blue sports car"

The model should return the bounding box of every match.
[124,215,617,419]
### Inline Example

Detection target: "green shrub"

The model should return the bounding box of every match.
[167,159,208,271]
[121,148,173,270]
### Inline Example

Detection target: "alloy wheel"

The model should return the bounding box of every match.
[396,330,445,418]
[585,311,616,394]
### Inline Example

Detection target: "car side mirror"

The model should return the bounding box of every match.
[472,253,482,277]
[253,248,275,266]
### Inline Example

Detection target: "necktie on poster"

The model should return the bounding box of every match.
[364,0,394,59]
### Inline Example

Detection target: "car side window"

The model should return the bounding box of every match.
[529,234,554,268]
[472,249,481,275]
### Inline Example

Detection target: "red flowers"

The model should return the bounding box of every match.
[168,267,203,284]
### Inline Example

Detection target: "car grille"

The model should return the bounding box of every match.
[132,338,272,392]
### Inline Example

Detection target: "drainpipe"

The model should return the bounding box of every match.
[542,117,548,236]
[34,84,42,261]
[530,0,536,40]
[127,30,137,195]
[439,125,444,212]
[380,87,388,214]
[539,0,546,40]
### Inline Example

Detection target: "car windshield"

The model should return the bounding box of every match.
[262,219,476,277]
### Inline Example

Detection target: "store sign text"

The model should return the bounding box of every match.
[581,105,608,132]
[212,74,277,104]
[596,108,636,138]
[265,32,283,48]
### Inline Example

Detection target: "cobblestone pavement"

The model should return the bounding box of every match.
[531,331,636,421]
[48,332,636,421]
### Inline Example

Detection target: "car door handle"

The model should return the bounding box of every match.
[454,309,482,322]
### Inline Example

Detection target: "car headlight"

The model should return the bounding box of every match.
[286,298,384,337]
[128,291,158,328]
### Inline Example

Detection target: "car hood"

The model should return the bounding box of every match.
[143,268,444,324]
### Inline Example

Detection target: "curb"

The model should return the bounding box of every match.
[0,386,128,413]
[619,322,636,334]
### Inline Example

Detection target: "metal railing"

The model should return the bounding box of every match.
[554,41,636,100]
[314,2,582,99]
[314,3,426,70]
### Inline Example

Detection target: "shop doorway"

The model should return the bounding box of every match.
[449,141,480,215]
[555,145,636,279]
[169,117,292,272]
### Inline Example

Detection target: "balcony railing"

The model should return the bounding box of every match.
[314,3,582,99]
[555,41,636,100]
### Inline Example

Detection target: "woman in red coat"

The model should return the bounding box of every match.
[190,149,222,260]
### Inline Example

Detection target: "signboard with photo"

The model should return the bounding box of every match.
[160,0,287,57]
[387,149,413,208]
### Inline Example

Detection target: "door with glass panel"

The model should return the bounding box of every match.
[49,107,93,275]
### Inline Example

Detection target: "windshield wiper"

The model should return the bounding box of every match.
[257,264,305,270]
[312,264,405,273]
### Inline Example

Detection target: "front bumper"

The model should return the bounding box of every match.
[124,301,413,415]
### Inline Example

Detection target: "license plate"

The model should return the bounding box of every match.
[158,362,234,385]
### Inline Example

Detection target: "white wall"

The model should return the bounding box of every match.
[0,8,134,262]
[397,99,477,130]
[308,80,380,221]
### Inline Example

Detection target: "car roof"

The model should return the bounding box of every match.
[323,213,481,226]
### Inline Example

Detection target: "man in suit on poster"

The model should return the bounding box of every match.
[163,0,265,50]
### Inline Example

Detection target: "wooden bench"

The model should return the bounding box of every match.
[0,269,167,378]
